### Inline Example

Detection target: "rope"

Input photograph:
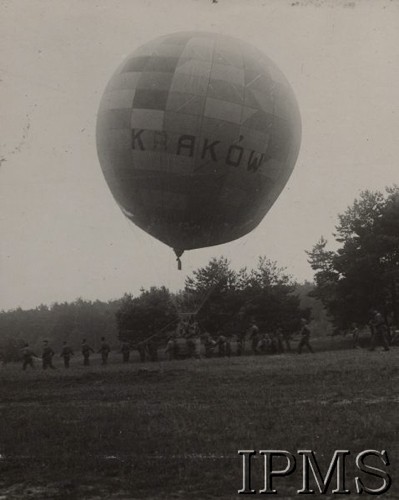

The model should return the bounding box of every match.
[174,248,184,271]
[193,283,217,315]
[131,316,180,347]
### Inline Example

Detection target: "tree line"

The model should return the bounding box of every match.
[0,299,121,361]
[116,257,313,345]
[308,186,399,332]
[0,258,323,361]
[4,183,394,361]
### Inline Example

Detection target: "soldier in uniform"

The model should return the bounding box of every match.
[216,333,227,357]
[369,310,390,351]
[248,321,260,354]
[186,337,196,358]
[99,337,111,365]
[173,337,180,360]
[137,341,147,362]
[204,334,216,358]
[275,327,285,353]
[269,332,277,354]
[297,319,314,354]
[60,341,74,368]
[225,336,232,357]
[351,323,361,349]
[42,340,55,369]
[282,329,292,352]
[21,343,36,370]
[147,339,158,362]
[236,336,243,356]
[256,334,267,354]
[165,337,175,361]
[120,341,130,363]
[81,339,94,366]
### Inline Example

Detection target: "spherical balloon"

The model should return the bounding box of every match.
[96,32,301,261]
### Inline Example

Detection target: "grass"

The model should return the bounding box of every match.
[0,346,398,499]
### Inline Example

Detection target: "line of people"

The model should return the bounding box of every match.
[20,337,112,370]
[247,318,314,355]
[18,318,316,370]
[346,309,392,351]
[162,318,314,361]
[17,310,394,371]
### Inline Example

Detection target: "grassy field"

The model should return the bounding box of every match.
[0,346,398,499]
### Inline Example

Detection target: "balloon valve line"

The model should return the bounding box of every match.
[174,249,184,271]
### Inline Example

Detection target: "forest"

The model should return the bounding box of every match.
[1,186,398,361]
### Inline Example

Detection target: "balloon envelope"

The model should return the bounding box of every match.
[96,32,301,255]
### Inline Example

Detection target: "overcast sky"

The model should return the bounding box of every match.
[1,0,398,311]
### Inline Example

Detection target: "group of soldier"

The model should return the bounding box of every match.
[18,309,393,370]
[20,337,111,370]
[350,309,392,351]
[19,317,314,369]
[247,318,313,355]
[162,317,314,361]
